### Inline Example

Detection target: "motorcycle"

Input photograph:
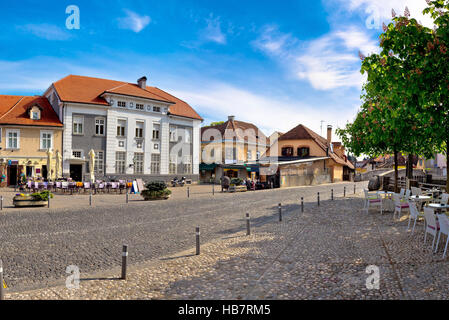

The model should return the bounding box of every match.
[171,177,186,187]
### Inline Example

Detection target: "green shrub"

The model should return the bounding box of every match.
[31,190,54,201]
[231,178,243,185]
[141,181,171,200]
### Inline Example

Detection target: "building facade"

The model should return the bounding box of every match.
[0,95,63,186]
[260,124,354,188]
[43,75,202,182]
[200,116,269,183]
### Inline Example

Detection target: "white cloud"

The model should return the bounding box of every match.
[170,82,355,138]
[254,25,377,90]
[202,15,227,44]
[118,10,151,33]
[338,0,434,28]
[17,24,71,41]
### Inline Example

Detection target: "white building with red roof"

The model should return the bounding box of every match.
[43,75,203,182]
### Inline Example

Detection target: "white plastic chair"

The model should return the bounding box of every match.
[439,193,449,205]
[399,188,405,199]
[364,189,382,214]
[393,193,409,220]
[423,207,440,251]
[411,187,422,196]
[407,201,423,234]
[435,214,449,258]
[404,189,411,200]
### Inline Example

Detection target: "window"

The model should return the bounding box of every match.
[40,131,53,150]
[72,150,83,159]
[134,153,144,174]
[95,118,105,135]
[247,150,252,160]
[136,103,144,110]
[154,143,159,150]
[151,154,160,174]
[95,151,104,175]
[31,111,40,120]
[169,126,177,142]
[169,154,177,174]
[153,105,161,112]
[185,128,192,143]
[256,151,261,160]
[135,122,144,138]
[118,101,126,108]
[118,141,125,148]
[115,152,126,174]
[73,116,84,135]
[117,120,126,137]
[282,147,294,157]
[298,147,310,158]
[6,130,19,149]
[152,124,160,140]
[225,147,236,161]
[183,155,192,174]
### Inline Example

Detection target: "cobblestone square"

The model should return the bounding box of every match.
[1,182,448,300]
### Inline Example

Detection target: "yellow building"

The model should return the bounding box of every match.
[200,116,269,183]
[0,95,63,186]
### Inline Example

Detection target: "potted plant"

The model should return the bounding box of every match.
[13,190,54,207]
[141,181,171,201]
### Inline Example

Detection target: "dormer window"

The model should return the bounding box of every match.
[153,106,161,113]
[29,105,41,120]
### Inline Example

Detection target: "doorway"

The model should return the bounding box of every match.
[70,164,83,182]
[42,165,48,181]
[26,166,33,178]
[8,165,18,186]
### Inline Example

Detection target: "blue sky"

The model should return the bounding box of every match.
[0,0,433,139]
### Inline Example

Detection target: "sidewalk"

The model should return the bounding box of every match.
[5,192,448,300]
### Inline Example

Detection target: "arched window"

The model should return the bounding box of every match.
[297,147,310,158]
[282,147,294,157]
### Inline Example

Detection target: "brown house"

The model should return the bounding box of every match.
[260,124,354,188]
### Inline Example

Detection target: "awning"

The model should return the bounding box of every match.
[199,163,217,171]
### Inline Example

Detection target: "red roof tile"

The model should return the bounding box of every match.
[0,95,62,127]
[53,75,202,120]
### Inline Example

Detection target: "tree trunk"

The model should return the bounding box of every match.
[407,154,413,179]
[446,142,449,193]
[394,151,399,193]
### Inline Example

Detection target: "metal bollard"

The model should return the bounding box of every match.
[331,189,334,201]
[48,194,50,209]
[126,192,129,204]
[196,227,200,255]
[0,259,4,300]
[246,213,251,236]
[301,197,304,213]
[278,203,282,222]
[1,196,3,211]
[344,187,346,198]
[212,183,215,196]
[187,187,190,198]
[89,192,92,206]
[354,184,356,194]
[318,192,320,206]
[121,245,128,280]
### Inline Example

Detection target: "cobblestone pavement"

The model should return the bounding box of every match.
[5,182,449,300]
[0,182,362,293]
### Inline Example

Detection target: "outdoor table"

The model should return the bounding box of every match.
[378,191,395,212]
[411,195,432,211]
[427,203,449,215]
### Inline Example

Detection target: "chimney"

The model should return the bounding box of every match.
[137,76,147,89]
[228,115,235,122]
[327,125,332,144]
